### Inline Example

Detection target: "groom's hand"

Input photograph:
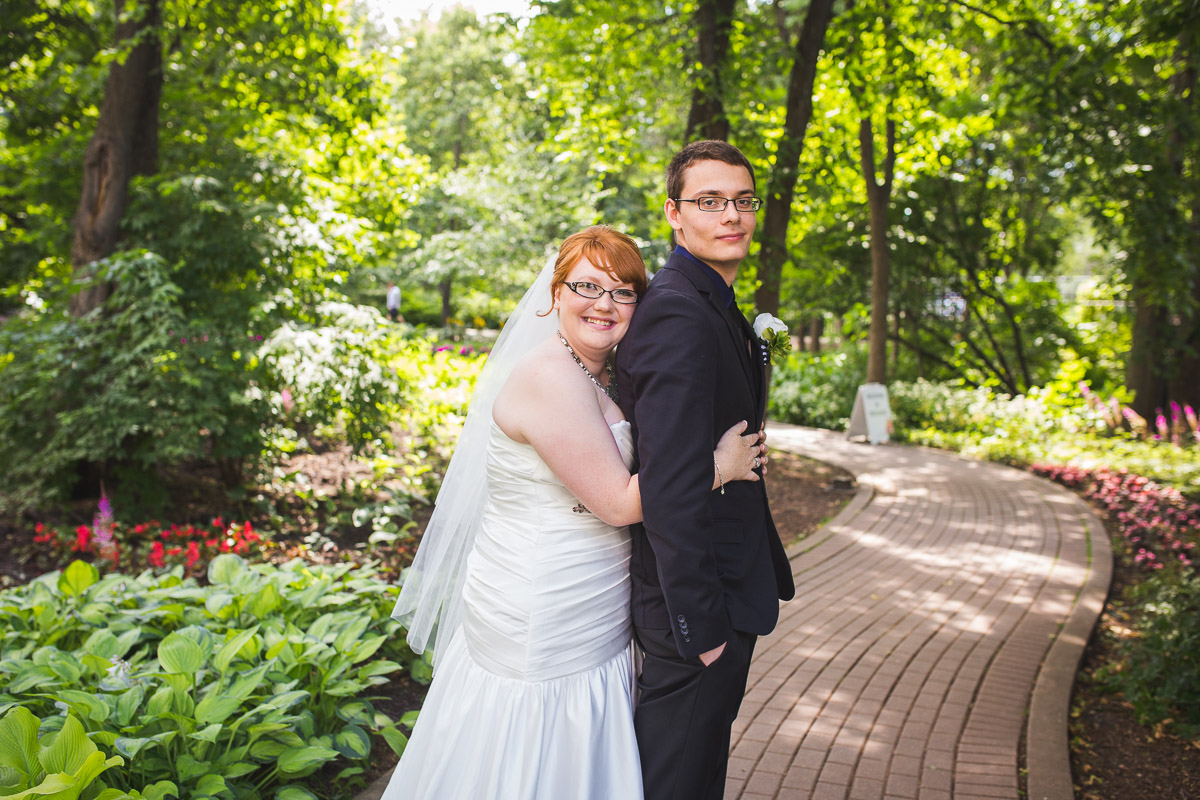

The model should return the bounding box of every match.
[699,642,727,666]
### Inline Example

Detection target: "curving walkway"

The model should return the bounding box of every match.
[727,425,1111,800]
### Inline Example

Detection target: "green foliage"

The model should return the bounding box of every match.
[887,379,1200,496]
[1095,572,1200,738]
[0,708,131,800]
[389,336,488,501]
[768,349,867,430]
[260,302,402,452]
[0,250,277,516]
[0,555,421,799]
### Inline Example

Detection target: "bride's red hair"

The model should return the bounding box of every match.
[545,226,649,311]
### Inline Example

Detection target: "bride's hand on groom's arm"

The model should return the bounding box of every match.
[714,420,768,487]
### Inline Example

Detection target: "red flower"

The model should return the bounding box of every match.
[73,525,90,552]
[167,547,182,557]
[206,539,219,548]
[149,541,165,568]
[186,541,201,568]
[35,522,44,534]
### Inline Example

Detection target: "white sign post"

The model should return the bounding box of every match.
[846,383,891,445]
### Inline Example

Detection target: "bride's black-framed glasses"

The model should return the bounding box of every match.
[672,196,763,213]
[564,281,640,305]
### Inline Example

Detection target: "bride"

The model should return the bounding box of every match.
[384,225,765,799]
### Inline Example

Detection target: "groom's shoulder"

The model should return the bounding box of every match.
[638,270,704,316]
[644,259,703,300]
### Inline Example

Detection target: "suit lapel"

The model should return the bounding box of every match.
[732,307,768,428]
[664,254,762,425]
[711,292,757,400]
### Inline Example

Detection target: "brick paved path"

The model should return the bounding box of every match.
[729,425,1111,800]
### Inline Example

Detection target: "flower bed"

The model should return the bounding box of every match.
[30,510,268,577]
[1031,464,1199,572]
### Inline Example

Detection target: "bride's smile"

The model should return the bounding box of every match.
[554,256,638,370]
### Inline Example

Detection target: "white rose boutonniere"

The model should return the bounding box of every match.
[753,313,792,365]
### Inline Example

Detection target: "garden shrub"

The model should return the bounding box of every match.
[0,555,424,800]
[887,379,1200,497]
[1095,572,1200,738]
[0,250,278,518]
[768,349,867,430]
[260,302,403,452]
[0,708,159,800]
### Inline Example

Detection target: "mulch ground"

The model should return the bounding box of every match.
[1070,545,1200,800]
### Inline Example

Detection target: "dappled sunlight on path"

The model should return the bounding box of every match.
[728,425,1109,800]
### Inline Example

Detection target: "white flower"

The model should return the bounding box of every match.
[753,313,788,340]
[752,313,792,364]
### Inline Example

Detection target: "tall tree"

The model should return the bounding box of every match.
[69,0,162,317]
[987,0,1200,410]
[860,113,896,384]
[754,0,836,317]
[684,0,737,141]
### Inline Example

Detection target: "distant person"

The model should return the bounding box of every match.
[386,281,403,322]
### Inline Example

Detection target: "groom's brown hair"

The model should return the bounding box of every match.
[665,140,756,201]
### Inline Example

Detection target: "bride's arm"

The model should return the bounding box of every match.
[494,348,762,527]
[495,351,642,526]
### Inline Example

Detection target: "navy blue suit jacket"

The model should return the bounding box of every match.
[615,251,795,659]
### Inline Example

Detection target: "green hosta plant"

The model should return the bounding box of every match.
[0,556,423,800]
[0,708,120,799]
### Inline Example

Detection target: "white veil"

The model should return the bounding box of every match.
[392,253,559,660]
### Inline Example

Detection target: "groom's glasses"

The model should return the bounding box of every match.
[672,196,763,213]
[565,281,640,304]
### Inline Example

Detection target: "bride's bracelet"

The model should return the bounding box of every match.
[714,455,725,495]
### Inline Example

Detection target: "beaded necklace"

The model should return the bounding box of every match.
[557,331,618,404]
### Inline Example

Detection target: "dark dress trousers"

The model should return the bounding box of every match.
[616,250,795,800]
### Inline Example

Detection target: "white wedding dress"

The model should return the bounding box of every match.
[382,419,643,800]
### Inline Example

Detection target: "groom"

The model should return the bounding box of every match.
[616,140,796,800]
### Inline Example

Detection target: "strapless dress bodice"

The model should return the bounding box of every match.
[461,420,635,680]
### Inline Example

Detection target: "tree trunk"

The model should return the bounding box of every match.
[684,0,737,141]
[1127,287,1169,418]
[70,0,162,317]
[892,307,902,369]
[755,0,836,316]
[809,315,824,354]
[1168,30,1200,408]
[911,312,923,377]
[440,276,453,325]
[861,115,896,385]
